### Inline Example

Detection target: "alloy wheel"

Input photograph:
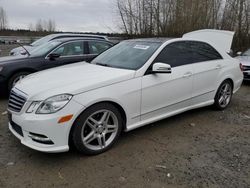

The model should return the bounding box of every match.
[81,110,119,151]
[218,82,232,108]
[12,75,26,86]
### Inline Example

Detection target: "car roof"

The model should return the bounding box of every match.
[126,37,174,43]
[52,37,113,44]
[49,33,108,40]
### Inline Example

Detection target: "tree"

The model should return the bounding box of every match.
[35,19,56,32]
[47,19,56,32]
[116,0,250,50]
[36,19,43,32]
[0,7,8,30]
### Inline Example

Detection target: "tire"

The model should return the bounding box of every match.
[8,72,31,91]
[72,103,123,155]
[214,80,233,110]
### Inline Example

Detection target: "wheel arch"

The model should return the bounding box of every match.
[221,78,234,90]
[8,68,37,81]
[68,100,128,147]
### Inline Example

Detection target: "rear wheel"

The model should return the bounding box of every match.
[8,72,30,91]
[214,80,233,110]
[72,103,123,155]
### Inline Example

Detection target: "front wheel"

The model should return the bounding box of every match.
[214,80,233,110]
[72,103,123,155]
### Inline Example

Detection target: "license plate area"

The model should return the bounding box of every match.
[8,113,23,137]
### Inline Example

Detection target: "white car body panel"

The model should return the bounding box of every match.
[141,64,193,121]
[8,29,243,153]
[183,29,235,54]
[16,62,135,100]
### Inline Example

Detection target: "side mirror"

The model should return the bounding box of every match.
[48,53,60,60]
[237,51,242,56]
[152,62,172,74]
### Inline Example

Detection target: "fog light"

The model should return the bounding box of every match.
[29,132,54,145]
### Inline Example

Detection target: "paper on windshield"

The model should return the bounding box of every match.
[133,45,150,50]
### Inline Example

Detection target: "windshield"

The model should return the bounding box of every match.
[242,49,250,56]
[91,41,161,70]
[31,34,56,47]
[30,41,61,57]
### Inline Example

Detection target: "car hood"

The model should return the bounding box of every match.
[235,56,250,66]
[0,55,28,65]
[14,62,136,100]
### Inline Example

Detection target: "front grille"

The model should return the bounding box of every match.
[8,89,27,112]
[243,72,250,79]
[243,65,250,71]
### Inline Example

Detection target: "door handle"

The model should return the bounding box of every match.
[215,65,222,69]
[183,72,192,78]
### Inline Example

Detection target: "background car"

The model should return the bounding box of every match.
[9,33,109,56]
[0,38,113,92]
[236,49,250,81]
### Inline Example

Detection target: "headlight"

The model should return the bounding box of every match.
[36,94,73,114]
[26,101,41,113]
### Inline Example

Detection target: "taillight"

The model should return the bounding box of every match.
[239,63,244,72]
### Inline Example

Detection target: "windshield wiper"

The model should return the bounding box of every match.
[95,62,112,67]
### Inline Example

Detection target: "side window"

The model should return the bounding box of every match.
[53,41,84,56]
[154,41,222,68]
[154,42,194,67]
[89,41,112,54]
[188,41,222,62]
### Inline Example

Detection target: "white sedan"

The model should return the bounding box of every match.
[8,30,243,155]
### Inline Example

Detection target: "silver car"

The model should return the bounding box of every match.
[236,49,250,81]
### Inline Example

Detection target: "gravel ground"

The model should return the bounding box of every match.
[0,45,249,188]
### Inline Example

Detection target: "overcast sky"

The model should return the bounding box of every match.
[0,0,119,33]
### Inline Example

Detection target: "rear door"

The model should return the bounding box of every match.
[185,41,225,104]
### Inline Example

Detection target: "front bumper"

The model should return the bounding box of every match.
[8,99,85,153]
[243,71,250,81]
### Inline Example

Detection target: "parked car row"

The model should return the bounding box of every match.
[4,29,244,155]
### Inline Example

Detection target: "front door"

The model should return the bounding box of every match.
[141,42,194,121]
[43,41,87,69]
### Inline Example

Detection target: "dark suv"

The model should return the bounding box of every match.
[0,38,113,92]
[10,33,109,56]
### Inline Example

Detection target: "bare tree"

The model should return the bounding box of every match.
[36,19,43,31]
[35,19,56,32]
[0,7,8,30]
[47,19,56,32]
[116,0,250,50]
